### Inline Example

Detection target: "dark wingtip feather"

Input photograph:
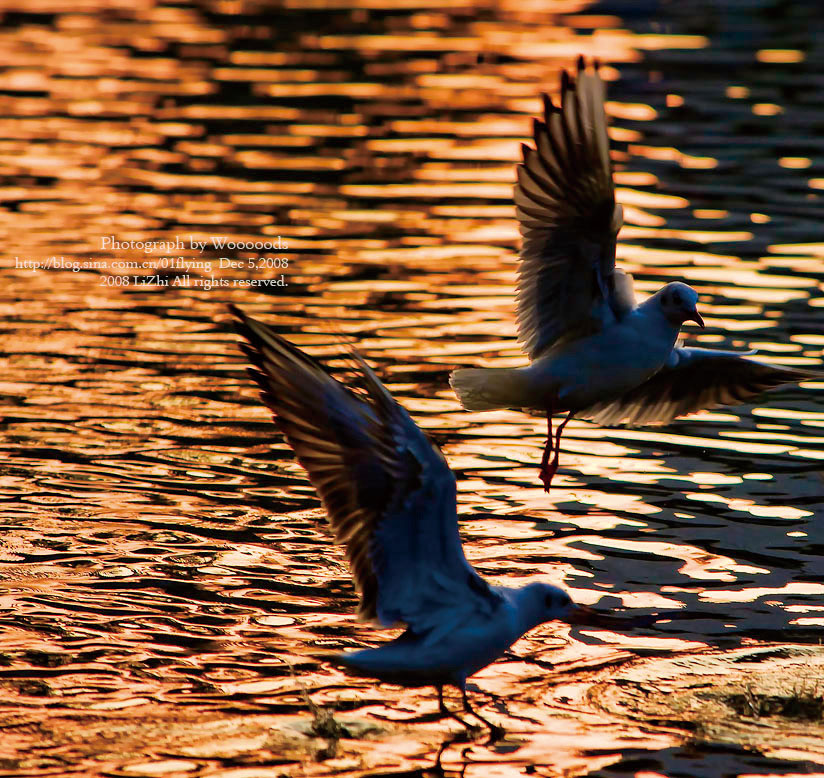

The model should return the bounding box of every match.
[229,303,250,333]
[229,306,398,626]
[237,342,259,362]
[228,303,254,338]
[245,365,270,390]
[576,53,585,72]
[230,305,275,365]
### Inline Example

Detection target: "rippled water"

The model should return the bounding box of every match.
[2,1,824,775]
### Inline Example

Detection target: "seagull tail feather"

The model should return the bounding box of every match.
[449,367,531,411]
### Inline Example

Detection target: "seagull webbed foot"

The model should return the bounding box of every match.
[539,457,559,492]
[539,467,557,491]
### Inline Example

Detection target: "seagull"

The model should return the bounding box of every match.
[230,305,598,734]
[450,57,816,491]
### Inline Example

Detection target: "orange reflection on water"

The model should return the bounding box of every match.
[3,0,824,774]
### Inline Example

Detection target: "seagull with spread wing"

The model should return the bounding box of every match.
[450,58,815,491]
[231,305,598,734]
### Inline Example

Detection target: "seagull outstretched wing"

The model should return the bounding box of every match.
[231,306,501,633]
[515,58,632,360]
[583,346,818,426]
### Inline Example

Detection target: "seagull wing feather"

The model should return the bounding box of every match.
[583,346,818,426]
[230,306,500,632]
[515,60,631,360]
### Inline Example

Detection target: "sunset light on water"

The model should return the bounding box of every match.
[2,1,824,776]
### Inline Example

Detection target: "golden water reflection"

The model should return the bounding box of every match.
[1,0,824,775]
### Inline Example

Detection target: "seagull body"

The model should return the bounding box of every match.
[338,583,556,688]
[465,292,684,415]
[450,58,814,490]
[230,305,586,730]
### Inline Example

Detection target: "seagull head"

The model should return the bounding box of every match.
[658,281,704,328]
[517,583,576,630]
[517,584,631,632]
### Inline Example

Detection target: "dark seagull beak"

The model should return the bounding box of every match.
[567,606,693,630]
[685,307,705,328]
[565,605,623,628]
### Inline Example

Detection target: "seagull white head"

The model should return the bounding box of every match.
[517,583,624,632]
[658,281,704,328]
[516,582,576,631]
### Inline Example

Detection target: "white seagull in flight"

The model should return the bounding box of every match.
[231,305,599,734]
[450,57,815,491]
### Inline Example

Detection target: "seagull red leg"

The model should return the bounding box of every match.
[542,410,574,491]
[538,401,556,490]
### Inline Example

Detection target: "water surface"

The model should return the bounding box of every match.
[2,1,824,775]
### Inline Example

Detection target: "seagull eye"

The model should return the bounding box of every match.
[672,290,682,306]
[546,591,570,609]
